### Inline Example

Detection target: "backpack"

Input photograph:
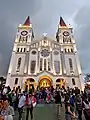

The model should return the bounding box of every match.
[69,96,74,106]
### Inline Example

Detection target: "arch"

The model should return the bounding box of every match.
[24,78,35,91]
[68,49,70,53]
[71,49,73,52]
[30,49,37,55]
[38,76,52,88]
[65,48,67,53]
[56,78,65,88]
[27,78,35,82]
[39,76,52,83]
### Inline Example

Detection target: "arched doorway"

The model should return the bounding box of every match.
[24,78,35,92]
[38,76,52,88]
[56,79,65,88]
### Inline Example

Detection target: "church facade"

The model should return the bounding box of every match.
[6,16,84,90]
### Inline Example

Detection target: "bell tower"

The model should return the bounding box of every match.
[56,17,84,90]
[6,16,34,88]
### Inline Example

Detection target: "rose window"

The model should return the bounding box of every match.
[41,49,50,57]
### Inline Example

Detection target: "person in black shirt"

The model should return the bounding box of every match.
[65,94,76,120]
[76,94,82,120]
[54,91,62,106]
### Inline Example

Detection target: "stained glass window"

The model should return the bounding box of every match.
[48,59,51,71]
[44,59,46,70]
[31,60,36,73]
[40,58,42,71]
[41,49,50,57]
[54,61,60,74]
[32,51,36,55]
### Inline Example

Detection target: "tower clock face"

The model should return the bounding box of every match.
[21,31,28,36]
[63,31,70,36]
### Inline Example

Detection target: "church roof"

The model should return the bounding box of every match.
[60,16,67,26]
[23,16,30,26]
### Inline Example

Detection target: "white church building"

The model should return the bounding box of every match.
[6,16,84,90]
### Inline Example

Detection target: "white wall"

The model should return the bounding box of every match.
[64,54,78,75]
[11,53,26,74]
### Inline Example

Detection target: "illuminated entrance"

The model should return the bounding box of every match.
[24,78,35,91]
[39,76,52,88]
[56,79,65,88]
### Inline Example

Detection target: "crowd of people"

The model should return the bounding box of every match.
[0,85,90,120]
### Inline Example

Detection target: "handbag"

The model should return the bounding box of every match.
[4,115,13,120]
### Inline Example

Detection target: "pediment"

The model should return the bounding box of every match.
[37,71,53,78]
[30,36,60,48]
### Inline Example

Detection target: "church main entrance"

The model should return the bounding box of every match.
[38,76,52,88]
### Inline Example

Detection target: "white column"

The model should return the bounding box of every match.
[75,52,84,90]
[8,52,15,74]
[60,54,62,75]
[61,53,66,74]
[37,51,40,73]
[28,54,31,75]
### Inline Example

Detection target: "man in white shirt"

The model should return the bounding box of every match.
[18,93,26,120]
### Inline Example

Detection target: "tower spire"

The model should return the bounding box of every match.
[23,16,30,26]
[60,16,67,26]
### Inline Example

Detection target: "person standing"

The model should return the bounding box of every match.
[25,94,33,120]
[65,94,76,120]
[76,94,83,120]
[18,93,26,120]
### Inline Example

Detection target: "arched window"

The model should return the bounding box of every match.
[17,58,21,69]
[31,60,36,73]
[15,78,18,85]
[24,48,26,52]
[71,49,73,53]
[48,59,51,71]
[69,58,73,70]
[17,48,19,52]
[72,78,76,85]
[56,79,60,82]
[40,58,43,71]
[54,61,60,74]
[27,78,35,82]
[20,48,23,52]
[68,49,70,53]
[65,48,67,53]
[44,59,46,70]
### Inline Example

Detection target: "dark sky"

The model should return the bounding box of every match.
[0,0,90,76]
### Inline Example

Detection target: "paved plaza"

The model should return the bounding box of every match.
[14,104,85,120]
